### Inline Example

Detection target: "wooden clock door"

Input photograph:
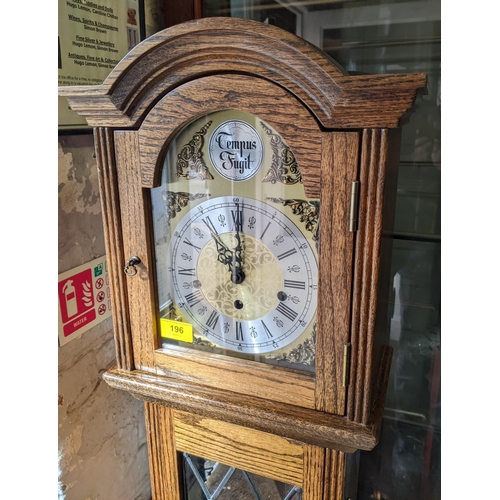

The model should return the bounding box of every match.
[112,73,358,418]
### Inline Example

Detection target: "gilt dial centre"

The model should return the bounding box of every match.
[197,233,282,321]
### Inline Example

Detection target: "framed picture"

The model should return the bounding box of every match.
[58,0,145,130]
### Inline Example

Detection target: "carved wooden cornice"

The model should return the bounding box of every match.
[58,17,426,129]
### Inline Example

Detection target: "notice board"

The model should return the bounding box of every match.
[58,0,144,129]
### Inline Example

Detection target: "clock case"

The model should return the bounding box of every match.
[60,18,426,456]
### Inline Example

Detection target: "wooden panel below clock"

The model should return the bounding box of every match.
[173,410,304,487]
[155,346,315,409]
[145,403,347,500]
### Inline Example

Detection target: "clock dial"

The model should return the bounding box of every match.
[169,196,317,354]
[151,110,319,370]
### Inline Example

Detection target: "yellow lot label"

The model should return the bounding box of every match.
[160,318,193,343]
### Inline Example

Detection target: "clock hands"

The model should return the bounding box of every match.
[214,235,235,268]
[172,196,319,355]
[230,202,245,284]
[230,230,245,284]
[202,216,245,284]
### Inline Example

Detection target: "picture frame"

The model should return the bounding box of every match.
[58,0,146,130]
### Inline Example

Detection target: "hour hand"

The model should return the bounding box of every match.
[202,216,245,283]
[213,235,234,267]
[202,217,235,269]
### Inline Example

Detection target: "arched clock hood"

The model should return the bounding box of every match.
[59,17,426,129]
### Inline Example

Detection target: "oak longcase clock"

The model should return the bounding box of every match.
[59,17,426,500]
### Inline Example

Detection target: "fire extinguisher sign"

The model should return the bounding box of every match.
[58,255,112,346]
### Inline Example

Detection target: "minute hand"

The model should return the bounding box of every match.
[229,201,246,284]
[231,202,245,270]
[214,233,245,284]
[229,230,245,284]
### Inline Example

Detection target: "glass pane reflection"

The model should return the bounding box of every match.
[201,1,441,499]
[321,2,441,499]
[182,453,302,500]
[150,110,318,374]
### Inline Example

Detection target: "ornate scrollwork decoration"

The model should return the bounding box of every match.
[267,197,319,243]
[176,121,214,180]
[260,122,302,185]
[265,323,316,366]
[164,297,183,323]
[192,336,218,348]
[164,191,209,227]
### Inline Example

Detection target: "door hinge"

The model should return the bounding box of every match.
[349,181,360,232]
[343,342,351,387]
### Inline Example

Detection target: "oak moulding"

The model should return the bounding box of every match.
[58,17,427,130]
[103,366,383,453]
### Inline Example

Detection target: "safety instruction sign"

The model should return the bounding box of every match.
[58,255,112,346]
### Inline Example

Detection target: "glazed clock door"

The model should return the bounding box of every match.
[117,74,358,415]
[152,110,318,366]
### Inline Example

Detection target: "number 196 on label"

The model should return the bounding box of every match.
[160,318,194,343]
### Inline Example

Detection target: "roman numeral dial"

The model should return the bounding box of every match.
[168,195,318,355]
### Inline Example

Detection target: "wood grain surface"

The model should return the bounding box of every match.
[58,17,426,129]
[143,399,351,500]
[155,346,315,409]
[137,74,322,189]
[144,403,183,500]
[103,367,377,452]
[94,127,134,370]
[302,445,326,500]
[347,129,397,425]
[114,130,158,371]
[315,132,359,415]
[324,449,346,500]
[348,129,381,423]
[368,345,393,438]
[366,129,401,424]
[173,410,304,487]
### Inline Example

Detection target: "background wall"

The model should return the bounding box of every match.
[57,135,151,500]
[57,2,165,498]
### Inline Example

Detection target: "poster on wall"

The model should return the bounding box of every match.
[58,0,144,129]
[58,255,112,346]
